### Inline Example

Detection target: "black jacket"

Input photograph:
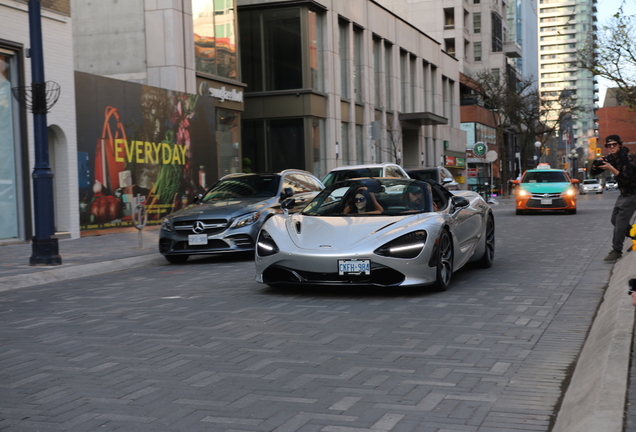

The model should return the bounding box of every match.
[590,146,636,196]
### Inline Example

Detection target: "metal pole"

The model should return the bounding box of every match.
[28,0,60,265]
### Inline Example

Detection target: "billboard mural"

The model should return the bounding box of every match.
[76,72,216,231]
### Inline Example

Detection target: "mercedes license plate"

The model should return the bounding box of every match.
[540,199,552,205]
[338,259,370,275]
[188,234,208,245]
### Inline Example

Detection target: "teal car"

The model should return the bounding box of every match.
[512,166,579,215]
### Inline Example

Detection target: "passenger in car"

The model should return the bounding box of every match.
[343,187,384,214]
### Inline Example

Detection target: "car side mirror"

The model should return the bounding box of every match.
[571,179,580,184]
[280,198,296,215]
[192,194,203,204]
[442,177,453,185]
[279,187,294,202]
[511,179,520,185]
[451,196,469,209]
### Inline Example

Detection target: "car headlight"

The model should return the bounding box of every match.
[563,188,577,197]
[256,230,279,257]
[517,189,530,198]
[161,218,174,232]
[374,230,427,259]
[230,212,260,229]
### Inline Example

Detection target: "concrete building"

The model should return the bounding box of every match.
[0,0,78,243]
[237,0,466,179]
[538,0,598,153]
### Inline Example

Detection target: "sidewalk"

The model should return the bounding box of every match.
[0,228,165,292]
[0,212,635,432]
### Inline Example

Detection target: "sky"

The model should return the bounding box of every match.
[595,0,636,105]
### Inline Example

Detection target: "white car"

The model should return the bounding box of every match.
[321,163,409,187]
[580,179,603,195]
[605,180,617,190]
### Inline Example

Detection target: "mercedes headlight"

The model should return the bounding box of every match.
[161,218,174,232]
[375,230,427,259]
[230,212,260,229]
[256,230,279,257]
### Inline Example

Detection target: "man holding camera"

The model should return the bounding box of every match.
[590,134,636,263]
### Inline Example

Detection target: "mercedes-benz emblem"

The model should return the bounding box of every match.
[192,221,206,234]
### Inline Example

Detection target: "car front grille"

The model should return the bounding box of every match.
[262,265,405,287]
[174,219,228,235]
[172,240,230,251]
[526,198,567,208]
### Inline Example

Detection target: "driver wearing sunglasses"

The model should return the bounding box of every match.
[590,134,636,263]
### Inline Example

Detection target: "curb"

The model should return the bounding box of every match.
[0,254,167,293]
[553,252,636,432]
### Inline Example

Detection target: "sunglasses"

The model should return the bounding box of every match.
[407,188,422,194]
[354,196,366,203]
[605,142,619,148]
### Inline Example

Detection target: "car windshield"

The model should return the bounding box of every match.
[583,180,599,184]
[322,168,383,186]
[301,178,433,216]
[202,175,280,201]
[522,171,569,183]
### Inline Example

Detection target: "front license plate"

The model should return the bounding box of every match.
[541,199,552,205]
[338,259,371,275]
[188,234,208,245]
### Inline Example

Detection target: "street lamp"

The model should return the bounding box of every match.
[569,149,579,179]
[534,141,542,164]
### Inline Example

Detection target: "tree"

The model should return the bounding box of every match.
[580,2,636,107]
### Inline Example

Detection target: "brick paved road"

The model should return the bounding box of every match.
[0,194,616,431]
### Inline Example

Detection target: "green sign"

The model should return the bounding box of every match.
[473,142,487,157]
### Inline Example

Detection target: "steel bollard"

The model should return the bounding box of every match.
[132,194,148,248]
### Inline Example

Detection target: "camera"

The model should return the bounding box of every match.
[629,278,636,295]
[592,157,607,168]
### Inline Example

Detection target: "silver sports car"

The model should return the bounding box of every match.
[255,177,495,290]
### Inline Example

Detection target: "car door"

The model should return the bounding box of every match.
[438,185,482,264]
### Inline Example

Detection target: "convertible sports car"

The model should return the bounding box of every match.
[255,178,495,291]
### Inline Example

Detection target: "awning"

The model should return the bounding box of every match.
[399,111,448,126]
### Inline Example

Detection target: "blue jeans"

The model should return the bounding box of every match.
[611,194,636,252]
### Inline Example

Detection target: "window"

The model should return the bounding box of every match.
[339,19,350,99]
[444,8,455,28]
[474,42,482,62]
[308,10,324,92]
[217,110,239,177]
[0,49,20,239]
[239,8,303,91]
[445,38,456,56]
[341,122,350,165]
[354,26,363,103]
[193,0,238,80]
[491,13,502,52]
[373,37,382,107]
[400,50,408,112]
[384,42,392,109]
[473,13,481,34]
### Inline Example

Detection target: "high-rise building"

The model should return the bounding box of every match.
[538,0,598,151]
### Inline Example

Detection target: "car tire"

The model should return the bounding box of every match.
[165,255,189,264]
[476,215,495,268]
[433,230,453,291]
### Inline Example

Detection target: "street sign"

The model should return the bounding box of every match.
[473,142,487,157]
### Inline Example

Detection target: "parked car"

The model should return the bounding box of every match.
[511,167,579,215]
[406,166,460,190]
[605,179,618,190]
[580,178,603,195]
[321,163,409,187]
[255,177,495,291]
[159,170,324,263]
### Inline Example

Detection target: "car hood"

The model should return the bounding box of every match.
[282,214,434,250]
[521,182,573,193]
[167,198,271,220]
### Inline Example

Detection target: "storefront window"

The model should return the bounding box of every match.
[217,109,239,178]
[268,118,304,171]
[193,0,238,80]
[0,52,19,240]
[263,8,302,90]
